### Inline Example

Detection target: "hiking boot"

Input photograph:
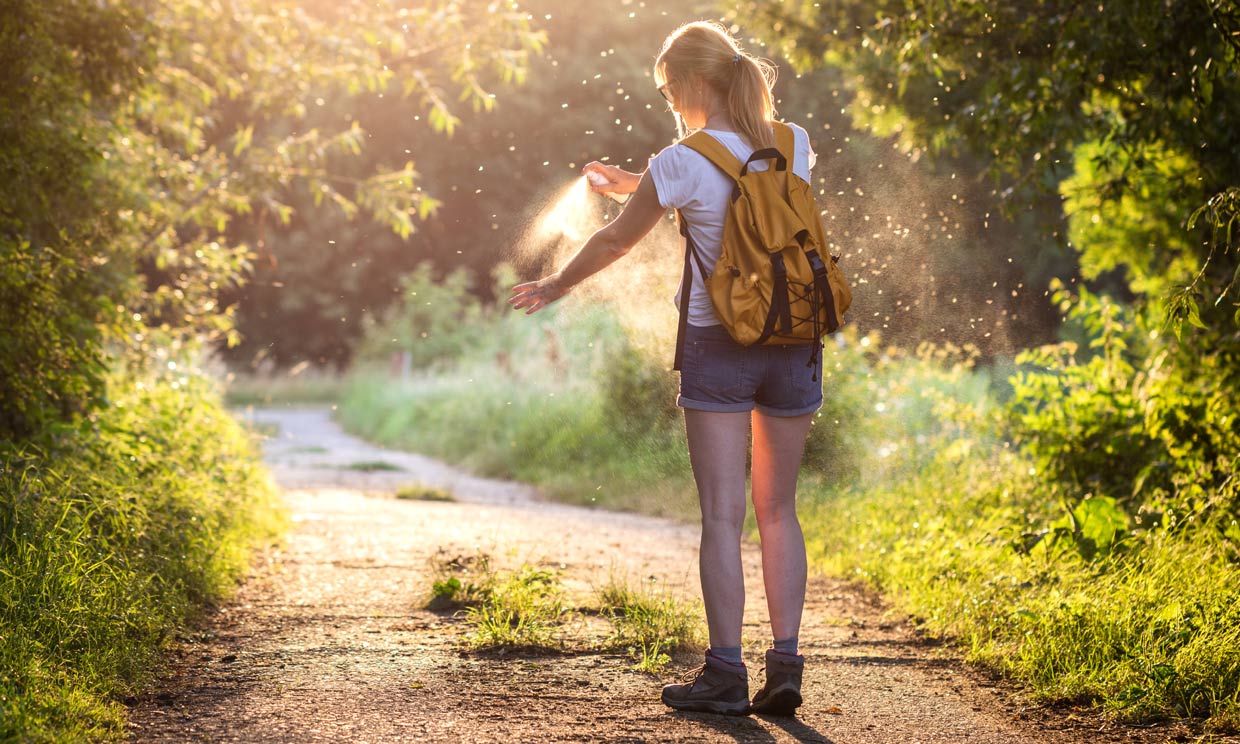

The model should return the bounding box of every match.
[660,650,750,715]
[750,648,804,716]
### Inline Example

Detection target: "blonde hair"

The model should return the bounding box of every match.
[654,21,778,149]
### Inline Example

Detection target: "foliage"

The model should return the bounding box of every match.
[216,0,694,369]
[733,0,1240,334]
[0,365,284,742]
[1011,280,1240,530]
[0,0,543,440]
[0,0,147,438]
[221,0,1066,370]
[355,263,485,370]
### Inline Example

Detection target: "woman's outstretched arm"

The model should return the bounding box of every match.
[509,171,664,315]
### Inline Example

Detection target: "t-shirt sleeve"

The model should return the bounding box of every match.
[790,122,816,182]
[647,144,701,210]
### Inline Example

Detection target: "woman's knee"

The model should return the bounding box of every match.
[699,505,745,539]
[752,494,799,528]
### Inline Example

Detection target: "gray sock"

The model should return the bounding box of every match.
[709,645,744,666]
[772,636,799,656]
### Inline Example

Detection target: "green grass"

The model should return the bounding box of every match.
[465,565,569,650]
[395,483,455,502]
[423,551,569,649]
[222,367,347,407]
[0,367,286,742]
[597,575,704,673]
[425,553,704,668]
[803,448,1240,728]
[341,460,403,472]
[425,551,495,611]
[338,303,696,518]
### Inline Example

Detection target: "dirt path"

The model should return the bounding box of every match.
[127,407,1184,743]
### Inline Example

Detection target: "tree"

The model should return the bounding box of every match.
[0,0,543,439]
[731,0,1240,330]
[0,0,149,438]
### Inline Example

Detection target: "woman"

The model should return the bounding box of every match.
[509,21,818,717]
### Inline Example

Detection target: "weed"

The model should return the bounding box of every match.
[598,576,703,673]
[465,566,569,650]
[395,483,455,502]
[425,551,494,611]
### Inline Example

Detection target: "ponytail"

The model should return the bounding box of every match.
[728,54,777,150]
[655,21,778,150]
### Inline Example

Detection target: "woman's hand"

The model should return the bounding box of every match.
[509,273,569,315]
[582,161,640,196]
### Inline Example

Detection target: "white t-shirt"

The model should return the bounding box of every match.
[648,122,817,327]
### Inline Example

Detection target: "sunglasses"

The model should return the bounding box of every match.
[657,83,673,103]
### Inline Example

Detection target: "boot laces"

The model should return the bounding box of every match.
[678,663,707,684]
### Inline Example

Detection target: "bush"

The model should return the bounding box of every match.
[1011,281,1240,529]
[0,366,285,742]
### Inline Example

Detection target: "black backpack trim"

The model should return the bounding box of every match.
[672,210,713,372]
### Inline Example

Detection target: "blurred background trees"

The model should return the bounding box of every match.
[0,0,542,439]
[218,0,1071,371]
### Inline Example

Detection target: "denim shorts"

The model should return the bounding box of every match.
[677,323,824,416]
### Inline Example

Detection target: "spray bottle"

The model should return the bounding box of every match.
[586,170,629,204]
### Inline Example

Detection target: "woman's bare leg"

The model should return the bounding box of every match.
[683,409,751,650]
[750,410,813,644]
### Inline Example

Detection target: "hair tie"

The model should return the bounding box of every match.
[732,54,741,65]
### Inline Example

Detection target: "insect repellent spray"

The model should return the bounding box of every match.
[586,170,628,203]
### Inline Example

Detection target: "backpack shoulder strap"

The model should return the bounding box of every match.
[772,121,799,196]
[679,131,743,183]
[773,121,796,162]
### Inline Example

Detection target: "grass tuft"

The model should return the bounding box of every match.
[395,483,455,502]
[425,551,495,611]
[465,566,569,650]
[342,460,403,472]
[597,576,703,673]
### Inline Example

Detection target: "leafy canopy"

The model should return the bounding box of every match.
[0,0,543,439]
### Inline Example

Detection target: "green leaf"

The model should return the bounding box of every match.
[232,125,254,157]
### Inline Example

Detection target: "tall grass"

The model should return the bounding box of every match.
[340,296,694,516]
[0,366,286,742]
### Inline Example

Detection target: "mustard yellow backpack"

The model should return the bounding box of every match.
[672,121,852,375]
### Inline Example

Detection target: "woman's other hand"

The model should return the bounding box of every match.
[582,161,640,195]
[509,274,568,315]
